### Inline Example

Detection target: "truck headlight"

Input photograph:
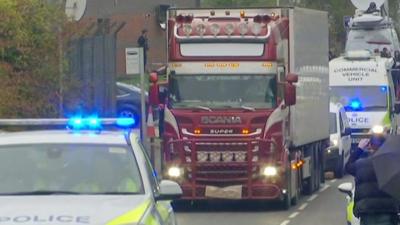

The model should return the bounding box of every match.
[262,166,278,177]
[168,167,183,178]
[372,125,384,134]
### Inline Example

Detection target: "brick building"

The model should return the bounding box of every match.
[82,0,200,76]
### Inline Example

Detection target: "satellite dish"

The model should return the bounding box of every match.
[350,0,385,10]
[65,0,87,21]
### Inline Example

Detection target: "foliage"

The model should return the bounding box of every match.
[0,0,78,118]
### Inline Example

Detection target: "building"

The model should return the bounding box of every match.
[82,0,200,76]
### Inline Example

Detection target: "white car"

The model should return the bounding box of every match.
[0,118,181,225]
[325,103,352,178]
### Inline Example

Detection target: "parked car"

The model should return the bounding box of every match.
[325,102,352,178]
[116,82,148,120]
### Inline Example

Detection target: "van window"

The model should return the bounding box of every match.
[329,113,337,134]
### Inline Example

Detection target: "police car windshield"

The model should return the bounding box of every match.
[0,144,144,195]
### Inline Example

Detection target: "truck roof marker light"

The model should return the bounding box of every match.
[183,15,193,23]
[210,10,216,16]
[253,15,262,23]
[238,23,248,36]
[176,14,184,24]
[224,23,235,36]
[210,23,220,36]
[240,10,245,18]
[195,23,206,36]
[262,15,272,24]
[251,23,262,36]
[225,10,230,16]
[183,24,193,36]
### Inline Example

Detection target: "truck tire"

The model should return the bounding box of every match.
[281,162,292,210]
[334,153,344,178]
[314,146,321,191]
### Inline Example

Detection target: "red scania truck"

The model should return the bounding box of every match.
[149,7,330,208]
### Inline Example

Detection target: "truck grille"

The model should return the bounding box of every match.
[190,142,259,163]
[193,164,258,185]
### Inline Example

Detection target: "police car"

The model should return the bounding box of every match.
[0,117,182,225]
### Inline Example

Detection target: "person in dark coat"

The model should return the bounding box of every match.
[365,2,379,14]
[346,134,399,225]
[137,29,149,69]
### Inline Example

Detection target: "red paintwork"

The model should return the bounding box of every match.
[161,12,292,200]
[162,109,289,200]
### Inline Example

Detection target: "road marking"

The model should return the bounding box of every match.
[319,184,330,193]
[280,220,290,225]
[289,212,300,219]
[298,203,308,210]
[307,194,318,202]
[330,179,337,183]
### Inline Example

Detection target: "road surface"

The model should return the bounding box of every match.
[175,176,352,225]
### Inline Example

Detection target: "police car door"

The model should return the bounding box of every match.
[140,143,176,225]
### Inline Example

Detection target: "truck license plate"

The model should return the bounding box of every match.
[205,185,242,199]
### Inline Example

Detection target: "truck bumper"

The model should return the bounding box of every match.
[177,180,284,200]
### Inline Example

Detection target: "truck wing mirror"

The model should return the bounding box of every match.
[284,83,296,106]
[286,73,299,83]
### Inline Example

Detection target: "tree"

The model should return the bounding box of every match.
[0,0,78,118]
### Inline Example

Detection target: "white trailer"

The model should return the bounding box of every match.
[285,8,330,195]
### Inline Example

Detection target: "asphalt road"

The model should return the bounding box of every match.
[175,176,353,225]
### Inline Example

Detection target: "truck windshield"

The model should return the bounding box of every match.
[169,74,277,109]
[0,144,144,195]
[330,86,388,111]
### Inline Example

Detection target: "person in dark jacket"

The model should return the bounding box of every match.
[137,29,149,69]
[346,134,399,225]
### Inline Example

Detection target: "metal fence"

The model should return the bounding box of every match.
[68,19,125,117]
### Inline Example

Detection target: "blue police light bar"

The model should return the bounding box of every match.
[350,99,362,110]
[116,117,136,128]
[0,117,138,129]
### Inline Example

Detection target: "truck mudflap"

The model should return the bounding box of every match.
[164,137,289,200]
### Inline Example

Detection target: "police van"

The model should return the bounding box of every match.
[0,117,181,225]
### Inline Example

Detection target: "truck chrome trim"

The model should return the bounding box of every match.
[174,25,271,41]
[182,128,262,137]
